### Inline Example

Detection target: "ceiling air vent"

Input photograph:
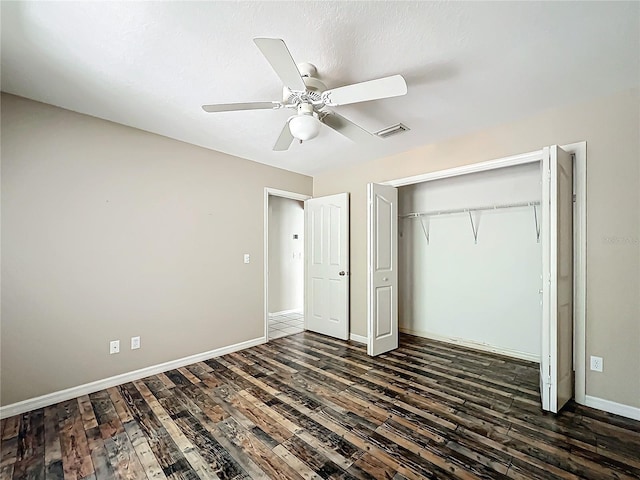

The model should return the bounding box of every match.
[375,123,410,138]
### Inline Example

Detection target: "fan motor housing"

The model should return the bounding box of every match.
[303,76,326,93]
[283,74,326,104]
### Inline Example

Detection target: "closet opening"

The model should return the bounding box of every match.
[398,162,543,363]
[368,143,587,413]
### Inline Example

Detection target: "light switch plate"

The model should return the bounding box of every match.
[244,254,250,264]
[131,336,140,350]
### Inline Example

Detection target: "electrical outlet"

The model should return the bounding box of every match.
[244,253,250,264]
[590,355,603,372]
[131,336,141,350]
[109,340,120,355]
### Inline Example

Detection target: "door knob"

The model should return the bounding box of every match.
[339,271,346,276]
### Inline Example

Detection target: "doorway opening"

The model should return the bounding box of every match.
[264,188,311,341]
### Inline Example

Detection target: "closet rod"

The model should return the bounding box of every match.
[399,200,540,219]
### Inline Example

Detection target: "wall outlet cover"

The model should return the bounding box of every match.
[131,336,141,350]
[109,340,120,355]
[590,355,603,372]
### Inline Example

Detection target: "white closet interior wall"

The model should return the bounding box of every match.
[398,163,543,361]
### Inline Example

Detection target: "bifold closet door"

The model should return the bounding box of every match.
[367,183,398,356]
[541,145,574,413]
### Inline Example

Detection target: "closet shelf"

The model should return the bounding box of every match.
[400,200,542,244]
[399,200,541,219]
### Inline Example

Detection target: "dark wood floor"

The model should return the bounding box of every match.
[2,333,640,480]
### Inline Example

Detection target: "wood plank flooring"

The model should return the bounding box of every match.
[2,332,639,479]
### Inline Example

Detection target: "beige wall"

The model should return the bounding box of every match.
[1,94,312,405]
[314,88,640,408]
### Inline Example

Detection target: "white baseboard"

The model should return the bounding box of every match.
[349,333,367,344]
[0,336,266,420]
[584,395,640,421]
[399,328,540,363]
[269,309,303,316]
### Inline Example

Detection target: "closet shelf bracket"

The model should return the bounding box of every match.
[533,204,541,243]
[419,217,430,245]
[469,211,479,244]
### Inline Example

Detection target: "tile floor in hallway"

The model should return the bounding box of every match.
[268,310,304,339]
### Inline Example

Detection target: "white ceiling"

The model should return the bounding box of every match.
[2,1,638,176]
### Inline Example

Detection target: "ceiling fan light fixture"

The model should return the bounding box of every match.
[289,103,320,141]
[201,38,408,151]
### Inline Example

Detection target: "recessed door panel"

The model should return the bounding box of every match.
[329,204,341,266]
[311,206,324,265]
[376,196,393,271]
[311,277,324,320]
[376,286,393,337]
[329,278,342,323]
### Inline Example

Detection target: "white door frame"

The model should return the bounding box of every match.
[381,142,587,406]
[264,188,312,341]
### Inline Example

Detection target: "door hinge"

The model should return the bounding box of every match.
[573,194,576,203]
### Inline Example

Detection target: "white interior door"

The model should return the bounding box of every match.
[367,183,398,356]
[541,145,574,413]
[305,193,349,340]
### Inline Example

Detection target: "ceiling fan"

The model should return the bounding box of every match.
[201,38,408,151]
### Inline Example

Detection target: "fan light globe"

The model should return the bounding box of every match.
[289,114,320,141]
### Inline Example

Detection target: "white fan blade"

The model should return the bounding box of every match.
[254,38,306,92]
[321,111,374,143]
[322,75,407,106]
[202,102,281,113]
[273,121,294,151]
